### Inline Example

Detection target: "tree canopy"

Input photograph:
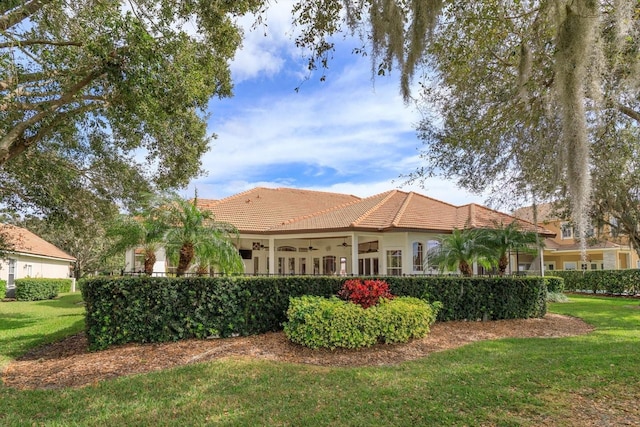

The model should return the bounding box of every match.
[291,0,638,255]
[1,0,262,218]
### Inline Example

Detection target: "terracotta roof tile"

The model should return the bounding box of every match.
[197,187,360,233]
[197,187,552,236]
[1,224,76,261]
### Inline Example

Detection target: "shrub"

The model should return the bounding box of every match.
[546,292,569,303]
[283,296,441,349]
[0,279,6,299]
[15,278,64,301]
[373,297,440,344]
[338,279,394,308]
[284,296,378,349]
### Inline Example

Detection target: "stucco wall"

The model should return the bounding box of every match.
[0,253,72,288]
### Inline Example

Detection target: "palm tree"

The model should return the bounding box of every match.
[477,221,542,276]
[161,194,243,276]
[106,213,166,275]
[427,228,488,277]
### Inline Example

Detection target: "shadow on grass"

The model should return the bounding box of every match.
[0,313,39,331]
[34,293,84,309]
[0,318,85,360]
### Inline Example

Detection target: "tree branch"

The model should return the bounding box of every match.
[0,39,82,49]
[0,68,105,164]
[6,103,99,161]
[618,104,640,123]
[0,0,51,32]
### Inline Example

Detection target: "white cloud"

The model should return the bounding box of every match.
[183,3,490,210]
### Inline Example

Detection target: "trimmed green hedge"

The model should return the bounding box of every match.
[544,276,565,293]
[385,276,547,322]
[0,279,6,299]
[14,278,71,301]
[83,275,547,350]
[553,270,640,295]
[283,296,439,349]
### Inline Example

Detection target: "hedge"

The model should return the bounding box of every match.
[14,278,72,301]
[552,270,640,295]
[0,279,6,299]
[544,276,565,293]
[82,275,547,350]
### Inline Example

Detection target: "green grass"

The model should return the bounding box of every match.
[1,294,639,426]
[0,293,85,368]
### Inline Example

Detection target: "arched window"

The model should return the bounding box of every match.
[426,240,441,272]
[412,242,423,271]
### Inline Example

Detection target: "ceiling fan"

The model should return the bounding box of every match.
[307,240,320,251]
[252,242,269,250]
[336,238,352,247]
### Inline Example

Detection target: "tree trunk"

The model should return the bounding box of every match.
[459,260,473,277]
[144,250,156,276]
[177,242,194,276]
[498,255,509,276]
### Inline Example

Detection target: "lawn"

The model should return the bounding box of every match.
[1,294,639,426]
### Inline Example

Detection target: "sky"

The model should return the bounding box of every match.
[182,2,487,207]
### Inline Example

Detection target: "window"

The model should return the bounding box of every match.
[313,258,320,275]
[564,261,577,271]
[386,250,402,276]
[277,246,297,252]
[299,258,306,275]
[426,240,440,272]
[288,258,295,274]
[277,257,285,274]
[412,242,424,271]
[253,257,259,275]
[25,264,32,276]
[561,222,573,239]
[610,217,619,237]
[590,263,597,270]
[546,263,555,271]
[323,256,336,275]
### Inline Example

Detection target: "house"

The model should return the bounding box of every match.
[0,224,76,297]
[513,203,640,271]
[126,187,552,276]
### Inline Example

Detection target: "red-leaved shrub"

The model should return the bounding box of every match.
[338,279,394,309]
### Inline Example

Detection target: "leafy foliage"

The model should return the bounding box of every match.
[0,279,6,299]
[427,228,486,276]
[553,270,640,295]
[476,222,542,276]
[83,275,546,349]
[14,278,71,301]
[159,194,243,276]
[338,279,394,308]
[283,296,439,349]
[1,0,263,218]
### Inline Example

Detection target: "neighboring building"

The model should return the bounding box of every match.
[126,187,552,276]
[0,224,76,296]
[513,203,640,272]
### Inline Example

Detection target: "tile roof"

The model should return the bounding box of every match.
[1,224,76,261]
[512,203,561,223]
[544,238,625,252]
[198,187,552,236]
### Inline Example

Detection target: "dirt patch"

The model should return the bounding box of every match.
[2,313,593,390]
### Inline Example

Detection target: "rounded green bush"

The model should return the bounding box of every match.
[284,295,441,349]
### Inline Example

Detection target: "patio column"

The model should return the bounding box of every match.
[351,234,358,276]
[268,237,275,275]
[539,247,545,277]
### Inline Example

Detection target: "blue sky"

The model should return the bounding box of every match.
[183,2,486,206]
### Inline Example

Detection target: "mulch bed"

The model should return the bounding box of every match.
[1,313,593,390]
